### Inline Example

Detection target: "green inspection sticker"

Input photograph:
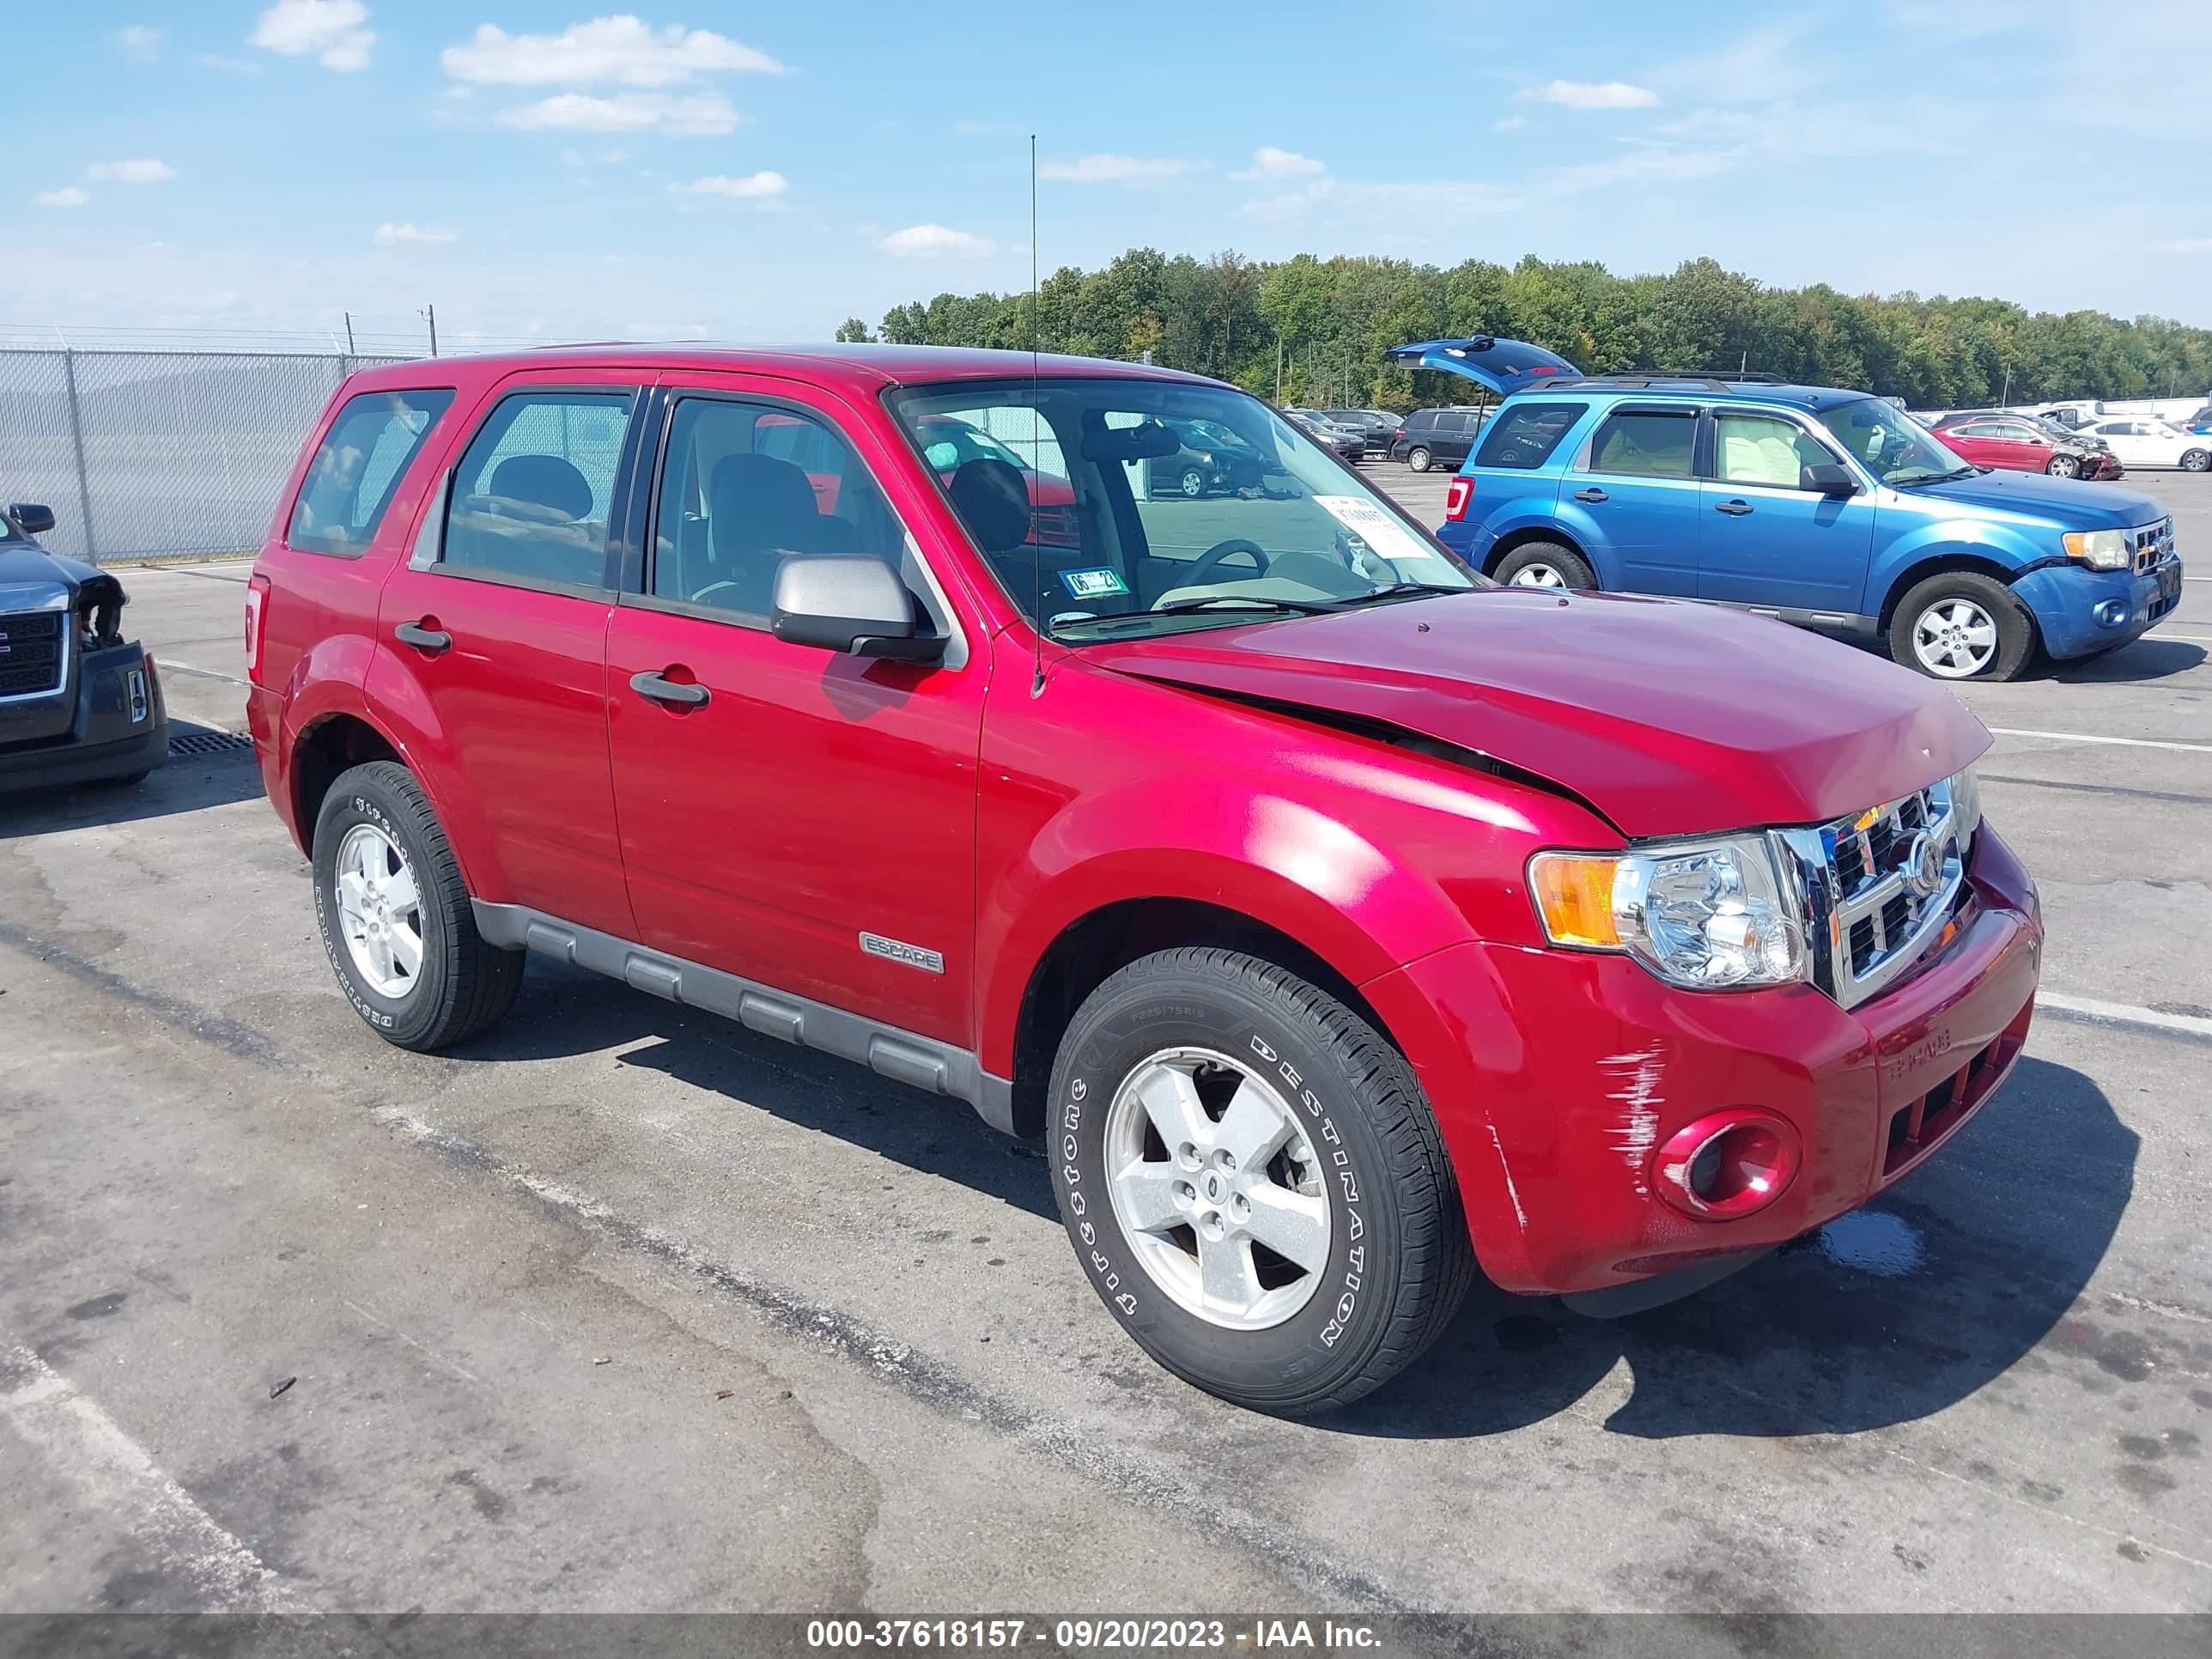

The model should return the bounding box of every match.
[1059,568,1129,599]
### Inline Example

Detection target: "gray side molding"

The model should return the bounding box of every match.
[472,902,1018,1135]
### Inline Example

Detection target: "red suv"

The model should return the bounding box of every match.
[247,347,2042,1414]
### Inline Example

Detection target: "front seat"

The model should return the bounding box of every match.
[703,453,856,612]
[473,453,599,582]
[946,457,1032,554]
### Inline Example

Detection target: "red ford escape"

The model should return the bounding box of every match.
[246,346,2042,1415]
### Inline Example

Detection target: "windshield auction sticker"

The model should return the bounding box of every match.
[1310,495,1437,566]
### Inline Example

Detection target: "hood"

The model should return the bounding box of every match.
[0,538,101,596]
[1080,590,1990,841]
[1906,467,2163,528]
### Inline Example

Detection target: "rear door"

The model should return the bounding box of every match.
[1697,409,1875,614]
[371,369,647,939]
[1982,420,2054,472]
[1555,403,1702,595]
[1938,422,2006,469]
[1384,336,1583,398]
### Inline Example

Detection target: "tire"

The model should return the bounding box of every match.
[1047,947,1475,1417]
[2045,454,2081,479]
[1493,542,1597,591]
[2182,449,2210,473]
[1178,467,1207,498]
[1887,571,2036,683]
[312,760,524,1051]
[1406,446,1433,473]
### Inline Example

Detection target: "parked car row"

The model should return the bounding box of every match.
[1926,410,2124,480]
[1385,335,2183,684]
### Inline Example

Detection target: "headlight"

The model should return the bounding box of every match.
[1945,764,1981,847]
[1529,834,1808,990]
[2063,529,2130,571]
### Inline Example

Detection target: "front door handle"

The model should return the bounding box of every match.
[1714,499,1753,516]
[630,669,709,709]
[1572,487,1608,503]
[394,620,452,654]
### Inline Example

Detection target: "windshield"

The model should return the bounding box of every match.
[1816,398,1972,486]
[888,377,1481,640]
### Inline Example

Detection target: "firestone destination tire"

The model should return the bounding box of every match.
[1047,947,1475,1416]
[312,760,524,1052]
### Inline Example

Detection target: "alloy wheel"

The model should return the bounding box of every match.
[1103,1047,1332,1332]
[1912,597,1998,678]
[335,822,425,999]
[1510,562,1568,589]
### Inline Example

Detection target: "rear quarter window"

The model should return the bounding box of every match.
[288,388,456,556]
[1474,401,1589,470]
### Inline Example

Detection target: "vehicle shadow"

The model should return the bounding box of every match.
[2042,637,2205,682]
[0,720,262,837]
[1322,1055,2136,1442]
[459,957,1058,1222]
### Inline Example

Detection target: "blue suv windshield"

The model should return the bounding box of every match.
[1816,398,1972,487]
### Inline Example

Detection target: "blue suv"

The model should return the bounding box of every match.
[1389,337,2185,681]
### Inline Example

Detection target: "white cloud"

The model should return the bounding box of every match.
[441,17,783,85]
[86,159,176,184]
[1229,146,1326,182]
[251,1,375,71]
[671,171,787,200]
[2158,237,2212,254]
[1038,154,1206,185]
[1493,115,1526,131]
[879,223,993,258]
[1530,79,1660,110]
[34,187,91,209]
[112,25,163,60]
[497,92,738,136]
[374,222,458,246]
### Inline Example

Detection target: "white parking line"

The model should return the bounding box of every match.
[2039,994,2212,1041]
[1988,727,2212,754]
[0,1345,289,1611]
[155,658,249,688]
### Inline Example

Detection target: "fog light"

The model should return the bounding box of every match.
[2093,599,2130,628]
[1653,1110,1801,1221]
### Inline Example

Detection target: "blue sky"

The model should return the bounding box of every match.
[7,1,2212,350]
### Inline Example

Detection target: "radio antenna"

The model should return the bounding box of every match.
[1029,132,1047,698]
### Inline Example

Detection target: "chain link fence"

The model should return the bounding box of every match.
[0,349,416,564]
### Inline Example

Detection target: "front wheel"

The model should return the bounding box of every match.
[1493,542,1597,591]
[2045,453,2081,479]
[1178,466,1207,498]
[1887,572,2035,682]
[312,760,524,1051]
[1405,446,1433,473]
[2182,449,2210,473]
[1048,948,1474,1416]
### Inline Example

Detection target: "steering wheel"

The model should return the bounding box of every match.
[1182,538,1272,587]
[690,580,747,609]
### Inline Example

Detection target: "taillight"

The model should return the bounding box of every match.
[1444,476,1473,521]
[245,574,270,683]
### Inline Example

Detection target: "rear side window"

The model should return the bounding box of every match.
[1586,410,1696,477]
[441,390,635,588]
[1474,401,1588,470]
[288,388,455,556]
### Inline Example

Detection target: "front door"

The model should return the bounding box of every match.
[371,371,646,939]
[1557,404,1702,595]
[604,378,985,1045]
[1697,410,1875,614]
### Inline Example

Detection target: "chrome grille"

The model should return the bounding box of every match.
[0,609,67,699]
[2130,517,2174,574]
[1775,777,1971,1010]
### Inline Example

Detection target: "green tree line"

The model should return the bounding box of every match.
[836,252,2212,412]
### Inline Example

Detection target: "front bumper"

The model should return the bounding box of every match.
[2012,556,2182,659]
[0,641,167,794]
[1363,825,2042,1295]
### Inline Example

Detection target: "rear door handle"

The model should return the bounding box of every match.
[629,670,709,709]
[394,620,452,654]
[1572,487,1608,503]
[1714,499,1753,516]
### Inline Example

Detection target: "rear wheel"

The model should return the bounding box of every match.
[1405,446,1433,473]
[1494,542,1597,591]
[2183,449,2210,473]
[313,760,524,1051]
[2045,453,2081,479]
[1048,948,1474,1416]
[1888,572,2035,682]
[1178,466,1207,498]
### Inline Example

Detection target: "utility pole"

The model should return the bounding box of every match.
[1275,338,1283,402]
[2000,362,2012,408]
[422,303,438,357]
[343,312,356,356]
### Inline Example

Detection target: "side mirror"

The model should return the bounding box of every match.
[770,555,945,664]
[9,502,56,535]
[1800,464,1857,497]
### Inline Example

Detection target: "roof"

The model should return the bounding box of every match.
[1540,375,1873,412]
[343,342,1219,395]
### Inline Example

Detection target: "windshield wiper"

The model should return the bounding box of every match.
[1895,465,1977,486]
[1339,580,1474,605]
[1148,593,1347,617]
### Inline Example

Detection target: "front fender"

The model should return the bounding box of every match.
[1869,506,2048,616]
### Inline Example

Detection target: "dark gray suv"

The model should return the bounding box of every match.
[1389,406,1492,472]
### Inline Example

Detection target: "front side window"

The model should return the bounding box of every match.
[441,390,635,586]
[1714,414,1840,489]
[1473,401,1588,471]
[1816,398,1969,487]
[1585,410,1697,477]
[651,397,908,619]
[289,388,455,555]
[887,376,1479,641]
